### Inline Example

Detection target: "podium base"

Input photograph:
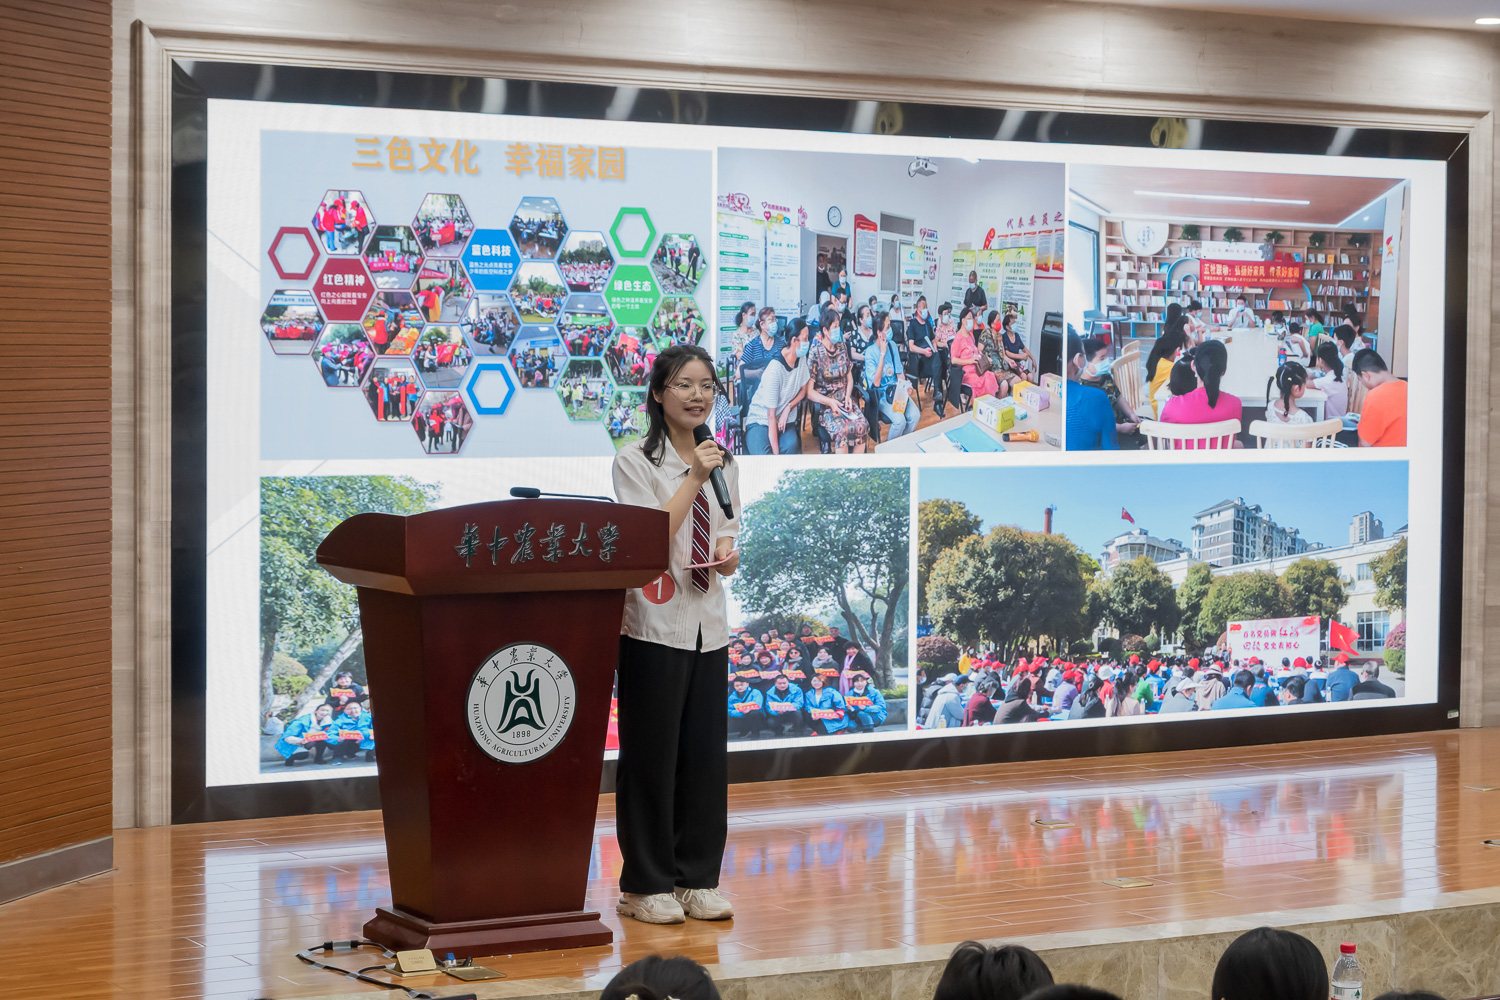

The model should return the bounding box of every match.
[364,905,613,959]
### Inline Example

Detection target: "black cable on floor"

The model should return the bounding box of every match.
[292,940,477,1000]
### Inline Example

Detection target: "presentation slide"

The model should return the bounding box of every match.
[202,99,1442,788]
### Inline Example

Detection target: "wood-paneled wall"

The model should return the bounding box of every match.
[0,0,113,883]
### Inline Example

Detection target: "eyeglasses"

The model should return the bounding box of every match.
[666,381,719,399]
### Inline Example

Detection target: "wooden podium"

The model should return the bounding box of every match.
[317,498,667,958]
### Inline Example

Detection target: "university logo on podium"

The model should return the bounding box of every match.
[467,643,577,763]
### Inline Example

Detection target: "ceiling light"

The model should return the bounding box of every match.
[1134,190,1311,206]
[1476,17,1500,24]
[1069,189,1111,216]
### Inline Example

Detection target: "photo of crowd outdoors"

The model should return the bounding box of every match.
[652,233,703,294]
[915,463,1410,728]
[715,149,1066,455]
[412,192,474,259]
[258,476,439,772]
[1065,166,1410,451]
[722,467,911,741]
[310,188,372,255]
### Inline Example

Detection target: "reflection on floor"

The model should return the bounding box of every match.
[3,730,1497,1000]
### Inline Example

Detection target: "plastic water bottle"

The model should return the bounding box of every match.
[1331,942,1363,1000]
[1278,345,1287,366]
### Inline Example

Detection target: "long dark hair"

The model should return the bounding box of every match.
[1165,301,1183,327]
[1193,339,1229,407]
[1147,319,1189,377]
[1211,927,1327,1000]
[1342,301,1362,331]
[1168,355,1198,396]
[641,344,732,467]
[1316,342,1345,381]
[1267,360,1308,414]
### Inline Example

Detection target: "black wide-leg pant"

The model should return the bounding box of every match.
[615,634,729,896]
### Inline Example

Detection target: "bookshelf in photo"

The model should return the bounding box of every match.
[1102,222,1381,343]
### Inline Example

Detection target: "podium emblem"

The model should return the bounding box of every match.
[467,643,577,763]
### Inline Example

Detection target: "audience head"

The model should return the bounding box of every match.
[1188,298,1204,316]
[1288,319,1303,336]
[1022,987,1124,1000]
[1304,307,1325,325]
[874,310,892,339]
[1351,348,1392,388]
[1192,340,1229,407]
[1232,669,1255,693]
[313,704,333,721]
[969,269,980,285]
[755,306,777,337]
[1335,323,1358,351]
[1315,342,1345,380]
[987,309,1002,331]
[1281,674,1308,703]
[1166,301,1183,326]
[599,955,720,1000]
[1082,337,1108,369]
[1211,927,1327,1000]
[933,941,1053,1000]
[1267,359,1309,412]
[1272,309,1285,323]
[1342,302,1362,328]
[1167,354,1198,397]
[737,301,756,327]
[1236,294,1247,305]
[1149,318,1190,376]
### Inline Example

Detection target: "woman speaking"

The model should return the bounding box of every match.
[611,343,741,925]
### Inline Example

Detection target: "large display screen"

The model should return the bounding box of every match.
[204,99,1443,788]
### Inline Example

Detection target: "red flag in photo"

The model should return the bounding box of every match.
[1329,619,1359,658]
[1121,508,1136,524]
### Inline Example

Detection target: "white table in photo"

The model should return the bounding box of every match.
[1214,329,1327,421]
[875,398,1062,454]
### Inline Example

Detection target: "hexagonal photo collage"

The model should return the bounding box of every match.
[263,192,701,455]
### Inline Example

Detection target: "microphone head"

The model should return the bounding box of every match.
[692,423,714,445]
[509,486,542,499]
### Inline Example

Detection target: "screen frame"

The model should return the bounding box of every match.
[168,59,1468,824]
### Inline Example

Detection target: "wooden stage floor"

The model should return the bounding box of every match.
[5,730,1500,1000]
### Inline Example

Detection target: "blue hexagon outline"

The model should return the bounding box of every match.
[464,361,517,416]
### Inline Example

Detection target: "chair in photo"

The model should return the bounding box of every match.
[1137,418,1241,450]
[1110,342,1150,420]
[1247,418,1343,448]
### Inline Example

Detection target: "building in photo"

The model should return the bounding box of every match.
[1101,527,1189,573]
[1190,497,1319,567]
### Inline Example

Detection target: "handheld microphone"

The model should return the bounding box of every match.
[692,424,734,519]
[509,486,615,502]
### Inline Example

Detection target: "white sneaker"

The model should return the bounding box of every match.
[617,892,685,924]
[673,886,734,920]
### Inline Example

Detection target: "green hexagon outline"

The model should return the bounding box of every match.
[609,207,657,259]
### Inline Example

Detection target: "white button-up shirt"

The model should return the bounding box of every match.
[612,439,741,651]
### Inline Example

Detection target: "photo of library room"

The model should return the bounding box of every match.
[715,149,1066,456]
[1065,165,1410,451]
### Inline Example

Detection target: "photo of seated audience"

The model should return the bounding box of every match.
[1067,167,1412,453]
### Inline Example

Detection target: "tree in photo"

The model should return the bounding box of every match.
[1197,570,1295,644]
[1370,537,1407,612]
[1280,557,1349,621]
[1176,562,1214,650]
[1104,556,1181,640]
[927,525,1093,657]
[260,476,439,720]
[734,468,909,688]
[917,498,982,616]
